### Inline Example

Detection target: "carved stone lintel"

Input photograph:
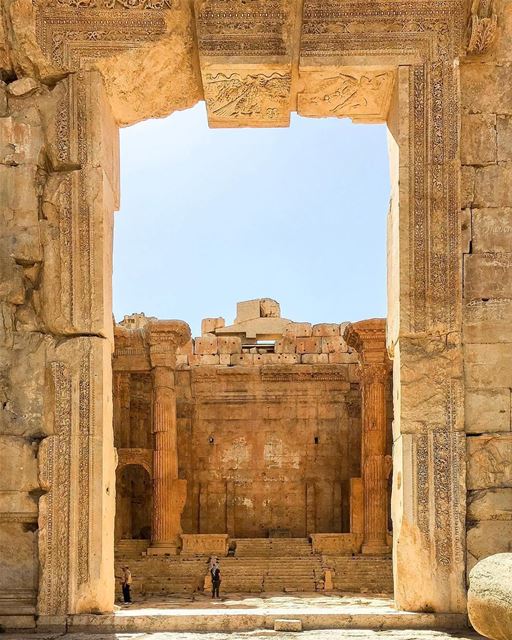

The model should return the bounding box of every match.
[202,69,292,128]
[468,0,498,54]
[298,68,396,123]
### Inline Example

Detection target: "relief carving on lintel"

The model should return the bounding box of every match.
[202,67,292,127]
[298,67,396,123]
[195,0,295,127]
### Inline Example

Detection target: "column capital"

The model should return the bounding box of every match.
[360,362,390,385]
[343,318,388,365]
[145,320,191,368]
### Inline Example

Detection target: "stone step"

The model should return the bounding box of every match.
[115,539,150,558]
[115,548,393,597]
[70,609,468,634]
[233,538,313,557]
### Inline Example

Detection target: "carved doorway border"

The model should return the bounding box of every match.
[33,0,467,619]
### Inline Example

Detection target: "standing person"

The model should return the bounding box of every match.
[208,556,219,572]
[211,564,221,599]
[121,565,132,604]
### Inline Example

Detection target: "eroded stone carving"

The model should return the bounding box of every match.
[468,0,498,54]
[203,70,292,127]
[298,69,395,122]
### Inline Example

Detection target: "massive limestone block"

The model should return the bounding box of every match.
[2,0,202,126]
[94,3,203,126]
[468,554,512,640]
[467,434,512,491]
[467,489,512,566]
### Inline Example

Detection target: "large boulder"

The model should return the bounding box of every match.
[468,553,512,640]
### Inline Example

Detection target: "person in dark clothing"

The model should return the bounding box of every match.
[211,565,221,599]
[120,566,132,604]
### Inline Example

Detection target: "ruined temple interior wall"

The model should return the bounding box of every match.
[177,366,362,538]
[113,320,394,541]
[460,0,512,575]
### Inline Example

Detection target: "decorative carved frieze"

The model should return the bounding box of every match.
[50,0,172,9]
[298,68,395,123]
[202,69,292,127]
[36,4,169,71]
[467,0,498,54]
[39,362,72,616]
[195,0,291,58]
[77,354,91,587]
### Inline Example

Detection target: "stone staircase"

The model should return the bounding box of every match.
[233,537,313,557]
[325,556,393,594]
[114,537,393,597]
[115,539,150,559]
[220,557,323,593]
[115,556,208,598]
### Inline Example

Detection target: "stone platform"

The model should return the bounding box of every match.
[2,630,485,640]
[64,594,467,634]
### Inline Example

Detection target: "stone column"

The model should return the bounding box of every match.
[344,319,390,555]
[146,321,191,555]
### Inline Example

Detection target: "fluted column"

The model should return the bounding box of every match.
[344,319,391,556]
[146,320,191,555]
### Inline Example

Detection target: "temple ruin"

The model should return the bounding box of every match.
[112,301,393,596]
[1,0,512,636]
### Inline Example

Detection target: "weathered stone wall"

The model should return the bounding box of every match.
[113,322,394,540]
[461,0,512,575]
[178,364,363,538]
[0,70,118,626]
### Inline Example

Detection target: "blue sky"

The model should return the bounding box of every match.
[113,102,390,337]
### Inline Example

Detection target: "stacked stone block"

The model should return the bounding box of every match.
[177,323,358,368]
[460,0,512,575]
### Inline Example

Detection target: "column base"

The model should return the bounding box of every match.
[362,542,391,555]
[147,542,180,556]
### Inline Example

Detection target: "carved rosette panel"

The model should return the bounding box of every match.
[298,68,396,122]
[203,69,292,127]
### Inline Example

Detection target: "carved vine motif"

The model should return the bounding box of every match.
[468,0,498,54]
[55,0,172,7]
[41,363,72,615]
[77,353,91,586]
[204,72,291,122]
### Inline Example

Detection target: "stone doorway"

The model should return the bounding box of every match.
[6,0,503,630]
[115,464,152,543]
